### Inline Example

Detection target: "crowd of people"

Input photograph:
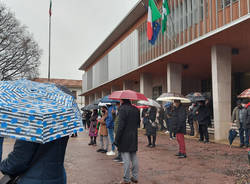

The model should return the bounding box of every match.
[80,97,250,183]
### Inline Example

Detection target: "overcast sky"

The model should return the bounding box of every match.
[1,0,139,80]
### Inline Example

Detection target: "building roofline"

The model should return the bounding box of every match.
[79,0,147,71]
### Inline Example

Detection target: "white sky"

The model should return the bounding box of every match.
[1,0,139,80]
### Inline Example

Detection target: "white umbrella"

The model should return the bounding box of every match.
[156,93,191,103]
[138,98,161,108]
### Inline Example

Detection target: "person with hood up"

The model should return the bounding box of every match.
[106,105,116,156]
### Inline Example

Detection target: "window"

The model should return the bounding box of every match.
[152,86,162,100]
[219,0,238,9]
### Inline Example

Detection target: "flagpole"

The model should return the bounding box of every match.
[48,4,52,82]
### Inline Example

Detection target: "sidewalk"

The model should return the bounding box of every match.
[2,131,250,184]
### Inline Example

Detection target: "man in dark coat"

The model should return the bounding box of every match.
[0,136,69,184]
[196,101,211,143]
[171,100,187,158]
[114,99,140,184]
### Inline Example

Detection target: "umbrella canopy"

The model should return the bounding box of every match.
[100,95,120,104]
[156,92,191,103]
[109,90,148,101]
[133,105,149,109]
[0,79,83,144]
[98,102,111,107]
[138,98,161,108]
[238,88,250,98]
[228,129,238,145]
[82,104,99,111]
[186,92,206,102]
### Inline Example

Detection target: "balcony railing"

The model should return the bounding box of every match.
[138,0,250,66]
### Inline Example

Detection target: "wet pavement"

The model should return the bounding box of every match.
[2,130,250,184]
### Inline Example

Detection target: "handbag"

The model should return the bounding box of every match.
[0,141,53,184]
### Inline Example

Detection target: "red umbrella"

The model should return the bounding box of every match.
[109,90,148,101]
[133,105,149,109]
[238,88,250,98]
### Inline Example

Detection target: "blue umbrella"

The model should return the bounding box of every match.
[100,95,120,104]
[0,79,84,144]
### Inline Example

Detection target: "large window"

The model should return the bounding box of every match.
[152,86,162,100]
[219,0,238,9]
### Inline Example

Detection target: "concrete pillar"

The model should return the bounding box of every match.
[89,94,95,104]
[111,86,120,93]
[101,90,110,98]
[140,73,152,98]
[167,63,182,93]
[123,80,134,90]
[211,45,231,141]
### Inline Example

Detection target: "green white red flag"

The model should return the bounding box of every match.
[147,0,161,41]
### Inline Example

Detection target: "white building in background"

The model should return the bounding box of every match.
[33,78,84,107]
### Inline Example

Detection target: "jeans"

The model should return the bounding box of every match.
[100,135,109,150]
[0,137,3,162]
[108,128,115,151]
[176,133,186,154]
[239,123,249,146]
[121,152,138,183]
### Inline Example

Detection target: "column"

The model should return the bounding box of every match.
[140,73,152,98]
[211,45,231,141]
[123,80,134,90]
[167,63,182,93]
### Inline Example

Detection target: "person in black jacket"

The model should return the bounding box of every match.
[0,136,69,184]
[144,107,157,148]
[171,100,187,158]
[196,101,211,143]
[114,99,140,184]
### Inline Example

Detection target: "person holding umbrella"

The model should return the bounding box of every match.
[110,90,147,184]
[0,79,84,184]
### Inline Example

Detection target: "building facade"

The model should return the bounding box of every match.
[79,0,250,141]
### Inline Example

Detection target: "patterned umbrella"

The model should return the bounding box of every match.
[238,88,250,98]
[0,79,83,144]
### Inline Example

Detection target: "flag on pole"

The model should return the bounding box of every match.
[147,0,161,41]
[49,0,52,16]
[149,22,161,45]
[162,0,170,33]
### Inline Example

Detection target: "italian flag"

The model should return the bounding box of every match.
[147,0,161,41]
[49,0,52,16]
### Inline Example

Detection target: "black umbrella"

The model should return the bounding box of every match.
[228,129,238,146]
[186,92,206,102]
[82,104,99,111]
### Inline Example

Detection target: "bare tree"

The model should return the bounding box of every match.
[0,3,41,81]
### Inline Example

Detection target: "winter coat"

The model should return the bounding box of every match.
[244,103,250,129]
[196,105,211,125]
[171,104,187,134]
[106,106,115,129]
[144,117,157,136]
[232,106,242,128]
[99,113,108,136]
[114,102,140,152]
[89,114,98,137]
[0,136,69,184]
